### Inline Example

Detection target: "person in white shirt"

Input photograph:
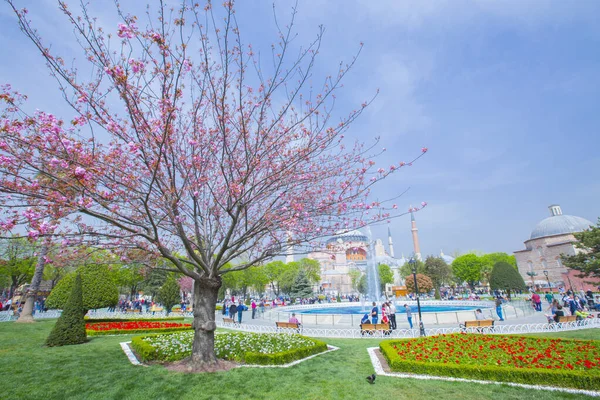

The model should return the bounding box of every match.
[388,302,397,329]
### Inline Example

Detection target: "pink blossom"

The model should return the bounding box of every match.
[421,147,428,153]
[117,23,136,39]
[74,166,86,179]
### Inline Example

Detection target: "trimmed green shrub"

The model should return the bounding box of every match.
[130,331,328,365]
[244,339,328,365]
[380,338,600,390]
[46,263,118,311]
[46,274,87,347]
[131,335,159,361]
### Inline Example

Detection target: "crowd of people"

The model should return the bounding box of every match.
[540,289,598,323]
[360,301,398,330]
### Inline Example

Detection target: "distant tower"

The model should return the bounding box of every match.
[387,227,395,258]
[285,231,294,263]
[410,208,422,261]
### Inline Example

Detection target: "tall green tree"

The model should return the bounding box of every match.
[480,252,517,286]
[262,261,286,297]
[489,261,527,299]
[378,264,394,293]
[141,267,168,300]
[423,256,452,299]
[451,254,483,289]
[399,259,425,279]
[0,238,37,298]
[357,274,368,295]
[289,269,314,299]
[562,218,600,279]
[158,275,182,315]
[115,264,146,299]
[348,269,362,293]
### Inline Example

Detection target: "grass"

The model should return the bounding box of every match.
[1,320,599,399]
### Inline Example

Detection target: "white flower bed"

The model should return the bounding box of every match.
[140,331,321,362]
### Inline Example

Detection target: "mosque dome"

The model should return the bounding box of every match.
[529,205,593,240]
[439,250,454,264]
[325,229,368,245]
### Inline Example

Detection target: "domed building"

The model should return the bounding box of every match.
[514,205,593,288]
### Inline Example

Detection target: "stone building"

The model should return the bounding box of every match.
[514,205,593,288]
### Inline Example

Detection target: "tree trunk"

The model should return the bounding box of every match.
[16,245,47,323]
[190,276,222,369]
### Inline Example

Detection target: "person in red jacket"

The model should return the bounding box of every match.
[531,292,542,312]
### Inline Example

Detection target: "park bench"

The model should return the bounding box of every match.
[223,317,235,324]
[275,321,301,333]
[459,319,494,333]
[556,315,578,325]
[360,323,391,336]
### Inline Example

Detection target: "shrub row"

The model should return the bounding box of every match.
[87,326,192,337]
[131,335,162,362]
[244,339,328,365]
[380,340,600,391]
[130,332,328,365]
[84,317,185,323]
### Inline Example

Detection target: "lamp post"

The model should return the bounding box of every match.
[526,271,537,290]
[543,270,551,291]
[409,257,426,336]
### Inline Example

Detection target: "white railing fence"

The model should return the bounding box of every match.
[217,317,600,339]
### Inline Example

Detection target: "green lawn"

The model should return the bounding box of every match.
[1,320,598,399]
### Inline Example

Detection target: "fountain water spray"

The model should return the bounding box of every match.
[365,226,381,302]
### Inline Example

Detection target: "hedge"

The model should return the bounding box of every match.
[244,339,328,365]
[380,340,600,390]
[87,326,192,337]
[84,317,185,323]
[131,335,161,362]
[46,263,118,311]
[130,332,328,365]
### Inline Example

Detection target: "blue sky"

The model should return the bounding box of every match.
[1,1,599,258]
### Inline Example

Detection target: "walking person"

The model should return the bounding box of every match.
[531,292,542,311]
[495,296,504,321]
[388,302,397,330]
[404,304,413,329]
[229,302,237,322]
[237,300,247,324]
[370,302,379,324]
[251,299,257,319]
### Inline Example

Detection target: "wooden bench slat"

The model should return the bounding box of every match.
[463,320,494,327]
[556,315,577,323]
[275,322,301,328]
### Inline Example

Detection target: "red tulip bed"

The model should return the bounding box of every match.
[86,320,192,336]
[380,333,600,390]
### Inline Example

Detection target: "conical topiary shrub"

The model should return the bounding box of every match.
[46,273,87,347]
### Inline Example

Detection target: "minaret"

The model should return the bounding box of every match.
[387,227,395,258]
[410,208,422,261]
[285,231,294,263]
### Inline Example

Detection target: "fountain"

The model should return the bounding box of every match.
[365,227,381,302]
